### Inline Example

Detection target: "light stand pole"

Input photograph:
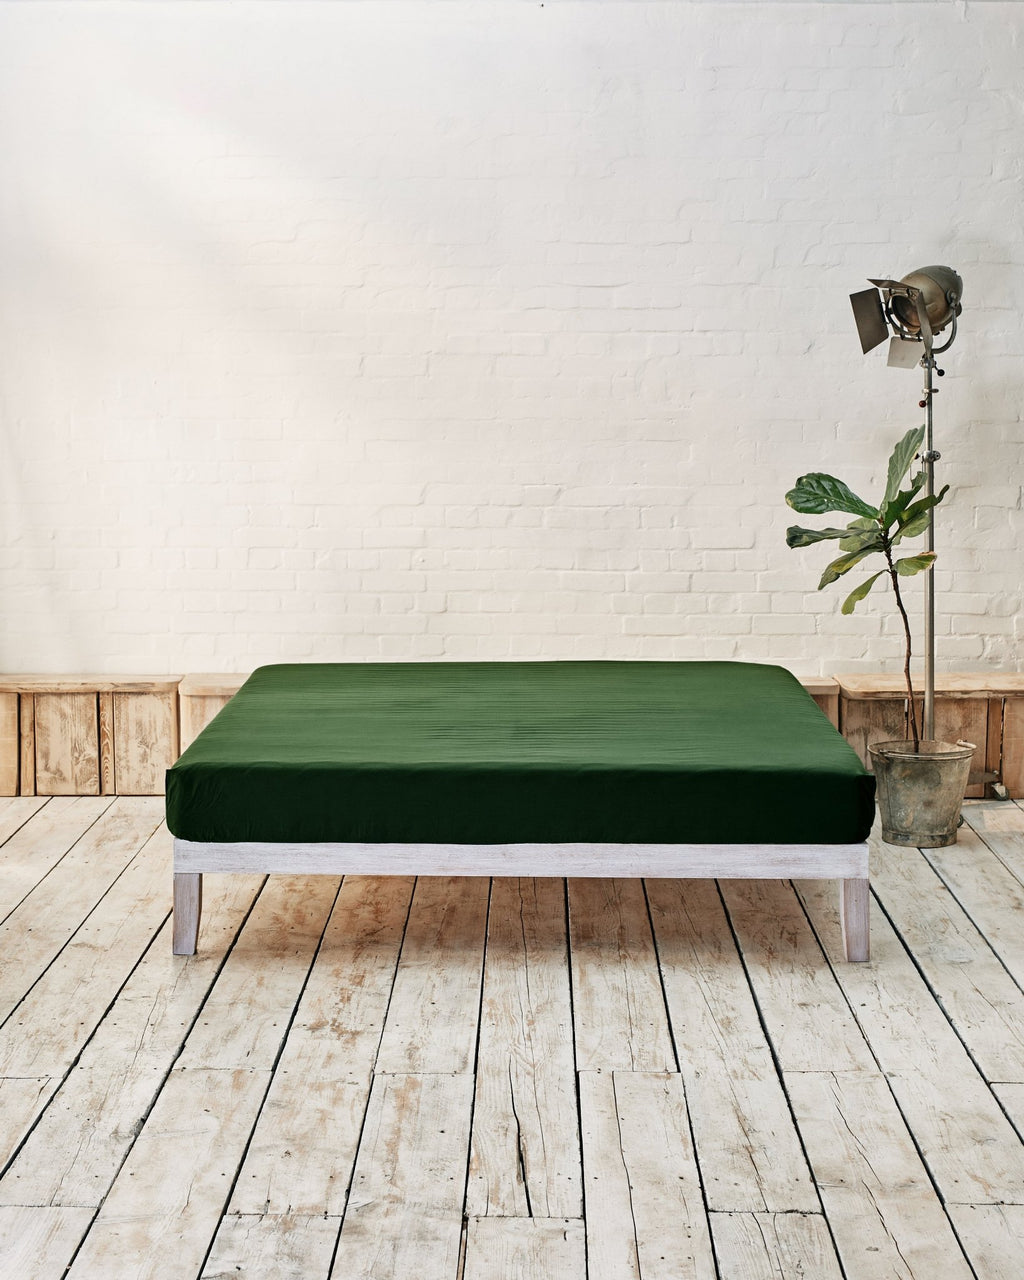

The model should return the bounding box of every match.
[921,353,938,741]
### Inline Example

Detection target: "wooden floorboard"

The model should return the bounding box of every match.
[2,797,1024,1278]
[647,877,818,1214]
[467,876,580,1219]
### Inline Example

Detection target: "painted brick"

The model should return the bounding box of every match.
[1,2,1021,675]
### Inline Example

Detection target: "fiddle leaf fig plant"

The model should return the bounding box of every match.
[786,425,949,751]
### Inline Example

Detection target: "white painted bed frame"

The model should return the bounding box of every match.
[172,837,871,961]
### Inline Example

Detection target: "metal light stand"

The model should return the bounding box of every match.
[851,267,962,749]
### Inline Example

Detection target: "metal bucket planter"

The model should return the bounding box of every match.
[868,739,976,847]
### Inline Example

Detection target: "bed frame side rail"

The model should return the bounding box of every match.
[172,837,870,962]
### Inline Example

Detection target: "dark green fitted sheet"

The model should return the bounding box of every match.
[165,661,874,846]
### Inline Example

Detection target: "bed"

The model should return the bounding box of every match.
[165,661,875,961]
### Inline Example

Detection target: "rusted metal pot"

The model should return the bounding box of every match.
[868,739,976,847]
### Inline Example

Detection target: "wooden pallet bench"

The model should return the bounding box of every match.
[4,670,1020,799]
[0,676,180,796]
[835,673,1024,799]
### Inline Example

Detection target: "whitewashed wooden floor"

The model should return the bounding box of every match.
[3,797,1024,1279]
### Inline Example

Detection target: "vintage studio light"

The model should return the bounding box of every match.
[849,266,964,741]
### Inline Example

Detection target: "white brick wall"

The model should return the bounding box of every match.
[1,2,1021,676]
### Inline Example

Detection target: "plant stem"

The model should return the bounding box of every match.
[883,536,920,751]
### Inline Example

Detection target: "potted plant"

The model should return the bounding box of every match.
[785,425,974,846]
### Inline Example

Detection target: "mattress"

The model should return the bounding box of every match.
[165,661,875,846]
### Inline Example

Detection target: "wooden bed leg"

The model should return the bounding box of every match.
[840,877,870,963]
[173,873,202,956]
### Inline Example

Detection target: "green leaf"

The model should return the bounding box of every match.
[882,426,926,512]
[881,468,928,527]
[838,528,885,556]
[786,525,858,548]
[841,570,885,614]
[818,545,879,588]
[895,484,950,540]
[786,473,878,519]
[839,516,881,551]
[894,552,937,576]
[896,512,931,542]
